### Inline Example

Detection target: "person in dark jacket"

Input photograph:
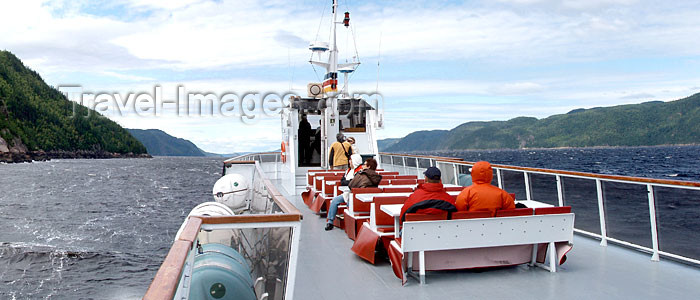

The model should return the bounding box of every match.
[400,166,457,223]
[347,158,381,189]
[298,114,313,165]
[325,158,382,231]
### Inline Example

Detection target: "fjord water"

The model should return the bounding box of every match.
[0,157,222,299]
[0,146,699,299]
[444,145,700,181]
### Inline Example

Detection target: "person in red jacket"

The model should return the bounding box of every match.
[400,167,457,223]
[456,161,515,216]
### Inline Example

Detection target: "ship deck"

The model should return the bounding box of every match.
[270,178,700,299]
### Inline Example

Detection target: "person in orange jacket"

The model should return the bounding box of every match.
[456,161,514,216]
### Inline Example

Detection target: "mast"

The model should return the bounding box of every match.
[330,0,338,83]
[305,0,361,169]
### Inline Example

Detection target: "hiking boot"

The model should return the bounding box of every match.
[324,223,334,231]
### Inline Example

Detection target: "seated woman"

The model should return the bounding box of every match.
[325,157,382,231]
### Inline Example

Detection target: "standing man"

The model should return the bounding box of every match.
[456,161,515,216]
[328,133,352,170]
[298,114,312,166]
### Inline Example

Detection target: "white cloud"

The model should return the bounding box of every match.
[100,71,155,82]
[5,0,700,74]
[491,82,544,95]
[4,0,700,152]
[127,0,203,10]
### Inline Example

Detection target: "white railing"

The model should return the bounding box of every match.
[145,159,301,300]
[378,152,700,266]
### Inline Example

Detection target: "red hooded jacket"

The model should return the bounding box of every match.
[400,182,457,223]
[456,161,515,216]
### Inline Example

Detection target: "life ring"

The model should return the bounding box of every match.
[280,141,287,163]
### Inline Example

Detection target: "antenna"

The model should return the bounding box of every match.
[376,31,382,93]
[288,48,292,91]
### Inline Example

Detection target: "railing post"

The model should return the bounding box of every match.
[284,222,302,299]
[453,163,459,186]
[523,171,532,201]
[596,179,608,246]
[556,175,564,207]
[402,156,407,174]
[496,168,503,189]
[647,184,660,261]
[416,157,421,178]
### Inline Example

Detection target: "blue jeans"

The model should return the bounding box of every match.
[327,194,346,223]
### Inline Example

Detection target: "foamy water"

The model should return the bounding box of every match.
[0,157,222,299]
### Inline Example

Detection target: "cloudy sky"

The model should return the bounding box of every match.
[2,0,700,153]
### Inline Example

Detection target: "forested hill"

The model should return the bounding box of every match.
[382,93,700,152]
[0,51,147,162]
[127,129,207,156]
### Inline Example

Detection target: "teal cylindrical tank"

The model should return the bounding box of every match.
[189,243,256,300]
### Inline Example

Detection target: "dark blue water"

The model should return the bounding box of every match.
[0,147,699,299]
[434,145,700,182]
[427,145,700,261]
[0,157,223,299]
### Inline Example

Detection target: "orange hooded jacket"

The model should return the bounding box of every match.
[455,161,515,216]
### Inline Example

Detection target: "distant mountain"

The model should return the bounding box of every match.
[0,51,148,162]
[126,128,245,158]
[377,138,401,151]
[382,93,700,152]
[202,151,247,158]
[127,129,208,156]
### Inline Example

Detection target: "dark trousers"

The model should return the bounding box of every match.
[299,141,312,164]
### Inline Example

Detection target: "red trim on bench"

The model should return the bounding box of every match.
[374,196,408,226]
[352,187,383,212]
[405,212,448,221]
[391,179,417,185]
[310,194,327,213]
[444,186,465,192]
[351,224,381,264]
[382,187,414,193]
[387,240,406,285]
[495,208,533,217]
[450,211,491,220]
[534,206,572,215]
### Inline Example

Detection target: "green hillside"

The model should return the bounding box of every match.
[127,129,206,156]
[0,51,147,155]
[383,93,700,152]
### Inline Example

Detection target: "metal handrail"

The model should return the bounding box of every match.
[144,159,302,300]
[378,152,700,266]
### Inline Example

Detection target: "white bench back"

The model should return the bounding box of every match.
[402,214,575,252]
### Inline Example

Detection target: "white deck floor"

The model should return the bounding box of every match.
[275,180,700,300]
